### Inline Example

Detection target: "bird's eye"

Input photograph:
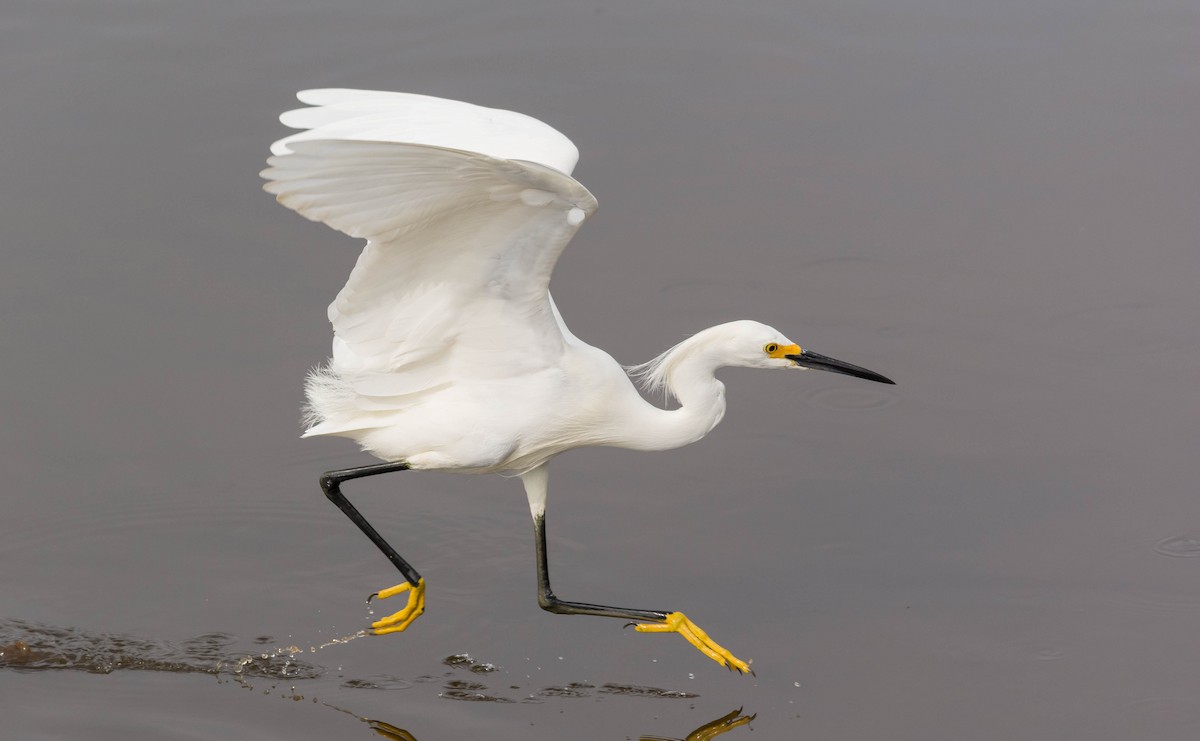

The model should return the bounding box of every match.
[764,343,779,354]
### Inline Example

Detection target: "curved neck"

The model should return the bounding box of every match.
[618,345,728,452]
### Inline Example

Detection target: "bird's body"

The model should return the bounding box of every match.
[263,89,893,673]
[312,318,748,475]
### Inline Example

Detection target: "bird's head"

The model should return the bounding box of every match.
[723,320,895,384]
[629,320,894,399]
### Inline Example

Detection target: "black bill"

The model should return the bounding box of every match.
[785,350,895,385]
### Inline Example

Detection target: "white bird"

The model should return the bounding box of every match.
[262,89,894,674]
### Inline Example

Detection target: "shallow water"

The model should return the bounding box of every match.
[3,0,1200,738]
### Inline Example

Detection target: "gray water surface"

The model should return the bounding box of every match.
[3,1,1199,739]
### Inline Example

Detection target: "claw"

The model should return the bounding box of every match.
[633,612,753,675]
[368,578,426,635]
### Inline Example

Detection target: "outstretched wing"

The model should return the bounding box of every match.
[261,90,597,437]
[269,89,582,175]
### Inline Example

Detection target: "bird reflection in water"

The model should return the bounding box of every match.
[640,707,756,741]
[363,707,755,741]
[364,719,417,741]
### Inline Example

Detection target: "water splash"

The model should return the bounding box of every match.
[3,619,720,714]
[0,619,322,680]
[442,652,498,673]
[221,628,368,677]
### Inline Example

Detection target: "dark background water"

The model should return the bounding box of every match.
[2,1,1198,738]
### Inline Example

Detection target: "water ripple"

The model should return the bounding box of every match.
[805,385,897,412]
[1153,535,1200,558]
[597,683,700,699]
[440,679,516,703]
[341,675,414,690]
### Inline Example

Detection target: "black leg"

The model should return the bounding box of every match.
[320,460,421,587]
[533,512,668,622]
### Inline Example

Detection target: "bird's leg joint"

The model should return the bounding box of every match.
[538,591,571,613]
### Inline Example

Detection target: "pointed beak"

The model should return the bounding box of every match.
[785,349,895,385]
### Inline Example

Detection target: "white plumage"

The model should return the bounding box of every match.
[264,91,601,472]
[262,89,810,478]
[262,90,892,672]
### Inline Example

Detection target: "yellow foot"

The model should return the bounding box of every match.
[368,578,425,635]
[634,612,753,675]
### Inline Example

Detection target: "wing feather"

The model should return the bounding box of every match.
[262,91,598,438]
[271,88,581,175]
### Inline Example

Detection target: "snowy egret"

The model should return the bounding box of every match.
[262,89,894,674]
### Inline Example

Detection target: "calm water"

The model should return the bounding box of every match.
[3,0,1199,738]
